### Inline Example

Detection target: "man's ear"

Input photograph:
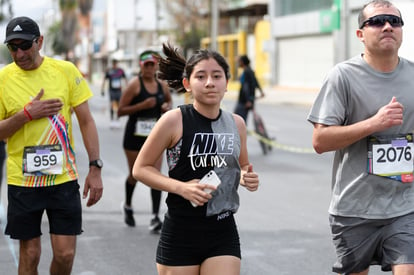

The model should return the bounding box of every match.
[37,35,44,49]
[356,29,364,43]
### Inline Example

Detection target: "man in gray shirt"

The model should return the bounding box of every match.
[308,1,414,274]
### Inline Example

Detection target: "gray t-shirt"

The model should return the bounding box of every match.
[308,54,414,219]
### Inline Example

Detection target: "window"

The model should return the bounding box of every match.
[276,0,334,16]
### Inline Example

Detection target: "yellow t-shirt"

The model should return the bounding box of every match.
[0,56,93,187]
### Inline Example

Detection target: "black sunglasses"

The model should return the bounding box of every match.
[360,14,404,29]
[7,38,38,52]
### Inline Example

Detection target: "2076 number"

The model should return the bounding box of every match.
[376,146,412,163]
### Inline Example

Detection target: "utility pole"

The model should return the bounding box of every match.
[334,0,349,63]
[154,0,159,45]
[211,0,218,50]
[133,0,139,70]
[341,0,350,60]
[268,0,278,86]
[152,0,161,46]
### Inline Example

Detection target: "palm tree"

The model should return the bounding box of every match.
[78,0,93,16]
[0,0,12,22]
[59,0,78,60]
[163,0,209,55]
[77,0,93,79]
[0,0,12,64]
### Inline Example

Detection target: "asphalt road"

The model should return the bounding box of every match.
[0,88,385,275]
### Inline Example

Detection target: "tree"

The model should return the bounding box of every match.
[53,0,93,63]
[78,0,93,16]
[0,0,12,22]
[77,0,93,78]
[58,0,78,60]
[0,0,12,64]
[163,0,209,55]
[49,21,67,56]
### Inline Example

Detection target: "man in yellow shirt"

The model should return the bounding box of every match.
[0,16,103,275]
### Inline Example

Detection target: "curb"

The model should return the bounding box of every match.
[225,87,318,107]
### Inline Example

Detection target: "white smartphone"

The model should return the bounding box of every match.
[191,170,221,207]
[200,170,221,193]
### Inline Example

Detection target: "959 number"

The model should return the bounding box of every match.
[33,154,58,167]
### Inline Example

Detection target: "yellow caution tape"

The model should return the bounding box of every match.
[216,103,315,154]
[247,129,315,154]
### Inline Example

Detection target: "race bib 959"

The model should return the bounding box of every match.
[23,144,64,176]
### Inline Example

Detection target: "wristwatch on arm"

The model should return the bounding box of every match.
[89,159,103,169]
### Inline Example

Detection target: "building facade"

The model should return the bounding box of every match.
[268,0,414,89]
[91,0,174,82]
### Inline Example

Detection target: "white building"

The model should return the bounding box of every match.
[268,0,414,89]
[91,0,175,82]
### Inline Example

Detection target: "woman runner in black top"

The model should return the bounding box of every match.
[118,50,172,231]
[133,43,259,275]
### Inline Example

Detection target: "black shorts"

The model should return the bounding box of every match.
[156,211,241,266]
[122,122,146,151]
[5,180,82,240]
[234,102,249,122]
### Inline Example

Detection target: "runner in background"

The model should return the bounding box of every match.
[101,59,127,128]
[118,50,172,232]
[234,55,265,123]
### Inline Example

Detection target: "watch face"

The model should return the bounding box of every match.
[90,159,103,168]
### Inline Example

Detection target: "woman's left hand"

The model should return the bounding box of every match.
[161,102,171,113]
[241,164,259,192]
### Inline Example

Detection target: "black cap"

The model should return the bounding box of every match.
[4,16,40,43]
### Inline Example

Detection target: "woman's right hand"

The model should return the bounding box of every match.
[179,180,215,207]
[141,97,157,109]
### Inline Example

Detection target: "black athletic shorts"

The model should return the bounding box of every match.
[156,211,241,266]
[122,123,146,151]
[5,180,82,240]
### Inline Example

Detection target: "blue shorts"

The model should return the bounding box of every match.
[330,212,414,274]
[109,89,121,102]
[5,180,82,240]
[156,211,241,266]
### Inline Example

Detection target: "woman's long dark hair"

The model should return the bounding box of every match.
[157,42,230,94]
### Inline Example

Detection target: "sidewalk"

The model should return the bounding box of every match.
[224,86,319,107]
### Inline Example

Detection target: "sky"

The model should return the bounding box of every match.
[7,0,55,20]
[0,0,106,33]
[1,0,169,38]
[111,0,169,31]
[6,0,106,20]
[0,1,52,43]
